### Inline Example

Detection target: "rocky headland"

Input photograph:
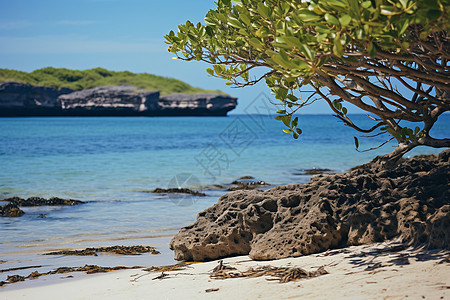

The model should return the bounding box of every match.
[0,82,237,116]
[170,150,450,261]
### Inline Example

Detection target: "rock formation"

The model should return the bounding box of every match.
[0,202,25,217]
[0,82,237,116]
[158,93,237,116]
[4,196,84,206]
[0,81,73,116]
[58,85,159,116]
[170,150,450,261]
[0,196,85,217]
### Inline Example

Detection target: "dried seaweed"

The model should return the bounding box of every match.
[143,261,198,273]
[7,275,26,283]
[209,261,328,283]
[45,245,160,256]
[0,265,144,287]
[318,249,351,257]
[0,265,42,273]
[211,260,237,272]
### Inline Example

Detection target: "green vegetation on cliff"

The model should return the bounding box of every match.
[0,67,221,95]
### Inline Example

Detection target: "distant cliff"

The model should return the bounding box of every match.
[0,82,237,117]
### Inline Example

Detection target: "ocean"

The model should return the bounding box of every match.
[0,114,448,280]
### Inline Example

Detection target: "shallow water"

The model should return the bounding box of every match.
[0,114,448,281]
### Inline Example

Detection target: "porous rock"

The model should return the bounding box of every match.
[0,202,25,217]
[170,150,450,261]
[4,196,84,206]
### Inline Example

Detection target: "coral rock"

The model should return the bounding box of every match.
[170,150,450,261]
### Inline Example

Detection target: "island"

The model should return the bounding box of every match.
[0,68,237,116]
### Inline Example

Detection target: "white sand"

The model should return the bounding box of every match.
[1,242,449,300]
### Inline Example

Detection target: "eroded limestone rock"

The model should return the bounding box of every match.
[170,150,450,261]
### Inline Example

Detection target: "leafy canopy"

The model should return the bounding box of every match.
[165,0,449,162]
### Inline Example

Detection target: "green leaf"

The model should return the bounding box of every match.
[287,94,298,102]
[205,26,214,37]
[325,13,340,26]
[274,87,288,100]
[283,129,292,133]
[293,132,299,139]
[347,0,360,16]
[292,59,310,70]
[276,115,292,127]
[380,5,401,16]
[356,28,365,39]
[368,41,376,57]
[282,115,292,127]
[292,116,298,128]
[276,36,298,47]
[414,127,420,135]
[271,51,299,70]
[386,127,400,139]
[240,71,249,81]
[257,3,270,19]
[228,18,244,29]
[326,0,347,9]
[297,9,321,22]
[339,15,352,26]
[333,33,344,56]
[354,137,359,149]
[240,13,251,26]
[213,64,225,74]
[333,100,343,110]
[425,9,442,20]
[298,44,315,61]
[398,19,411,36]
[361,1,372,9]
[249,38,264,50]
[296,128,302,135]
[342,107,348,115]
[276,110,286,114]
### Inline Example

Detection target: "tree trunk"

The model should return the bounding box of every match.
[370,136,450,170]
[369,142,414,169]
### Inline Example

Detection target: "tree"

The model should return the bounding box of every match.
[165,0,449,166]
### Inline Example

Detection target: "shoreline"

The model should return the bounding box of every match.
[2,150,449,298]
[1,241,449,299]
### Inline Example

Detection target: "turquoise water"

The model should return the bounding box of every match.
[0,114,448,279]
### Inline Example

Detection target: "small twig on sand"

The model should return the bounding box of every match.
[152,272,169,280]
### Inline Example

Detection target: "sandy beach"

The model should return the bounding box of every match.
[1,241,448,300]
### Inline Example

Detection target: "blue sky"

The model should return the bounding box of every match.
[0,0,335,114]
